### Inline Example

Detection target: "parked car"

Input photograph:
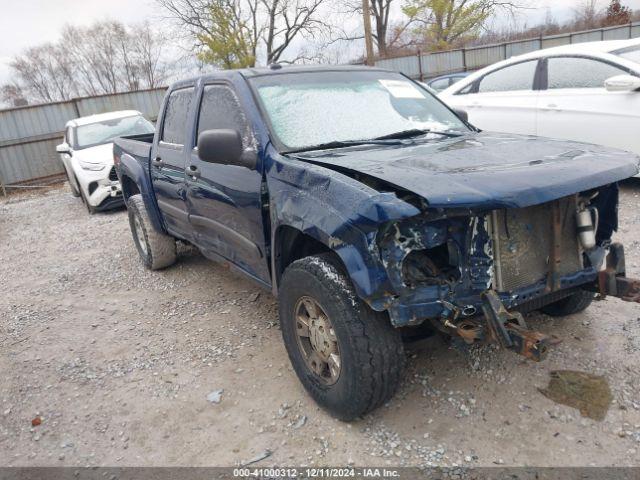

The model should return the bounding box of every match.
[114,65,640,420]
[439,39,640,162]
[57,110,155,213]
[425,72,470,92]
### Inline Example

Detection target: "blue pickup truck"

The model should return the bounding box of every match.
[114,65,640,420]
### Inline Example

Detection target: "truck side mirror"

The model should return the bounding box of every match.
[453,109,469,123]
[197,129,256,169]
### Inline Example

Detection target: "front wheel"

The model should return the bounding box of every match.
[279,253,405,421]
[127,194,177,270]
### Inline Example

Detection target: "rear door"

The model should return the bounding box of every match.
[447,60,540,135]
[151,86,195,237]
[186,83,270,283]
[537,55,640,153]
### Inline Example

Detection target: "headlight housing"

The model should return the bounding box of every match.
[78,160,106,171]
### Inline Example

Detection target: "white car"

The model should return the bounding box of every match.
[439,39,640,159]
[56,110,155,213]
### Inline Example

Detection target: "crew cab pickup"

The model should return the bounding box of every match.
[114,65,640,420]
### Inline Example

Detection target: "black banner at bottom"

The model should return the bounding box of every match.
[1,467,640,480]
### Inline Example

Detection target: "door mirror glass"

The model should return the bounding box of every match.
[604,74,640,92]
[56,143,71,154]
[197,129,256,169]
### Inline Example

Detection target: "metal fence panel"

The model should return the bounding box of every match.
[464,44,505,70]
[506,39,541,58]
[76,88,166,121]
[0,139,62,185]
[571,30,603,43]
[0,87,166,185]
[422,50,465,78]
[541,34,571,49]
[375,55,421,77]
[0,101,77,143]
[632,22,640,38]
[603,25,632,40]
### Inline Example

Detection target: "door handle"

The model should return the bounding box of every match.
[187,164,201,179]
[152,156,164,167]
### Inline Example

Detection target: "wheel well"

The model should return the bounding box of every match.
[121,175,140,201]
[274,226,331,287]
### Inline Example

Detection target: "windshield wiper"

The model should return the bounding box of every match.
[373,128,464,140]
[284,129,465,154]
[285,139,402,154]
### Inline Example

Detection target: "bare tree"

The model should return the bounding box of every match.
[403,0,526,50]
[342,0,399,56]
[7,20,172,105]
[157,0,334,66]
[0,83,28,107]
[572,0,602,29]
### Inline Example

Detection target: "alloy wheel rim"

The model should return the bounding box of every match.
[294,296,341,385]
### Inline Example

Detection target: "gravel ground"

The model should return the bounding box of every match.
[1,182,640,468]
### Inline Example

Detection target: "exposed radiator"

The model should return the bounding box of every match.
[490,196,583,292]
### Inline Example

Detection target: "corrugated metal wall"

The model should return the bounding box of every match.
[0,88,166,185]
[376,21,640,80]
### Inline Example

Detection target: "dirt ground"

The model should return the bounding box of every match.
[1,182,640,468]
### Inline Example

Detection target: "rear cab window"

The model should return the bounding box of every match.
[161,87,195,146]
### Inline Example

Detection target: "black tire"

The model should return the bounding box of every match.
[541,290,595,317]
[127,194,177,270]
[279,253,405,421]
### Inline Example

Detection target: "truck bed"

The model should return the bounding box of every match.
[113,133,154,165]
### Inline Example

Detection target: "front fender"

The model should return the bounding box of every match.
[267,152,420,310]
[118,153,166,234]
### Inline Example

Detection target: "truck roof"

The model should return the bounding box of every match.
[169,64,390,89]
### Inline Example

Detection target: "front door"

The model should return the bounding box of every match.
[465,59,541,135]
[537,56,640,154]
[186,83,269,283]
[151,86,194,237]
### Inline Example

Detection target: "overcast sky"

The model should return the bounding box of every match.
[1,0,639,86]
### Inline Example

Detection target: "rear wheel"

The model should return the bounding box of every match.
[279,253,405,420]
[127,194,177,270]
[541,290,595,317]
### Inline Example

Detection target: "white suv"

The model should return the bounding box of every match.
[56,110,155,213]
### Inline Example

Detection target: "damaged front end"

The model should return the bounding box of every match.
[378,182,640,362]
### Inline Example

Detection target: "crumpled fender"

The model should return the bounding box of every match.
[267,151,420,310]
[118,152,165,234]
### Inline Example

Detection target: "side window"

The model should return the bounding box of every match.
[547,57,627,89]
[196,85,252,147]
[478,60,538,93]
[161,87,194,145]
